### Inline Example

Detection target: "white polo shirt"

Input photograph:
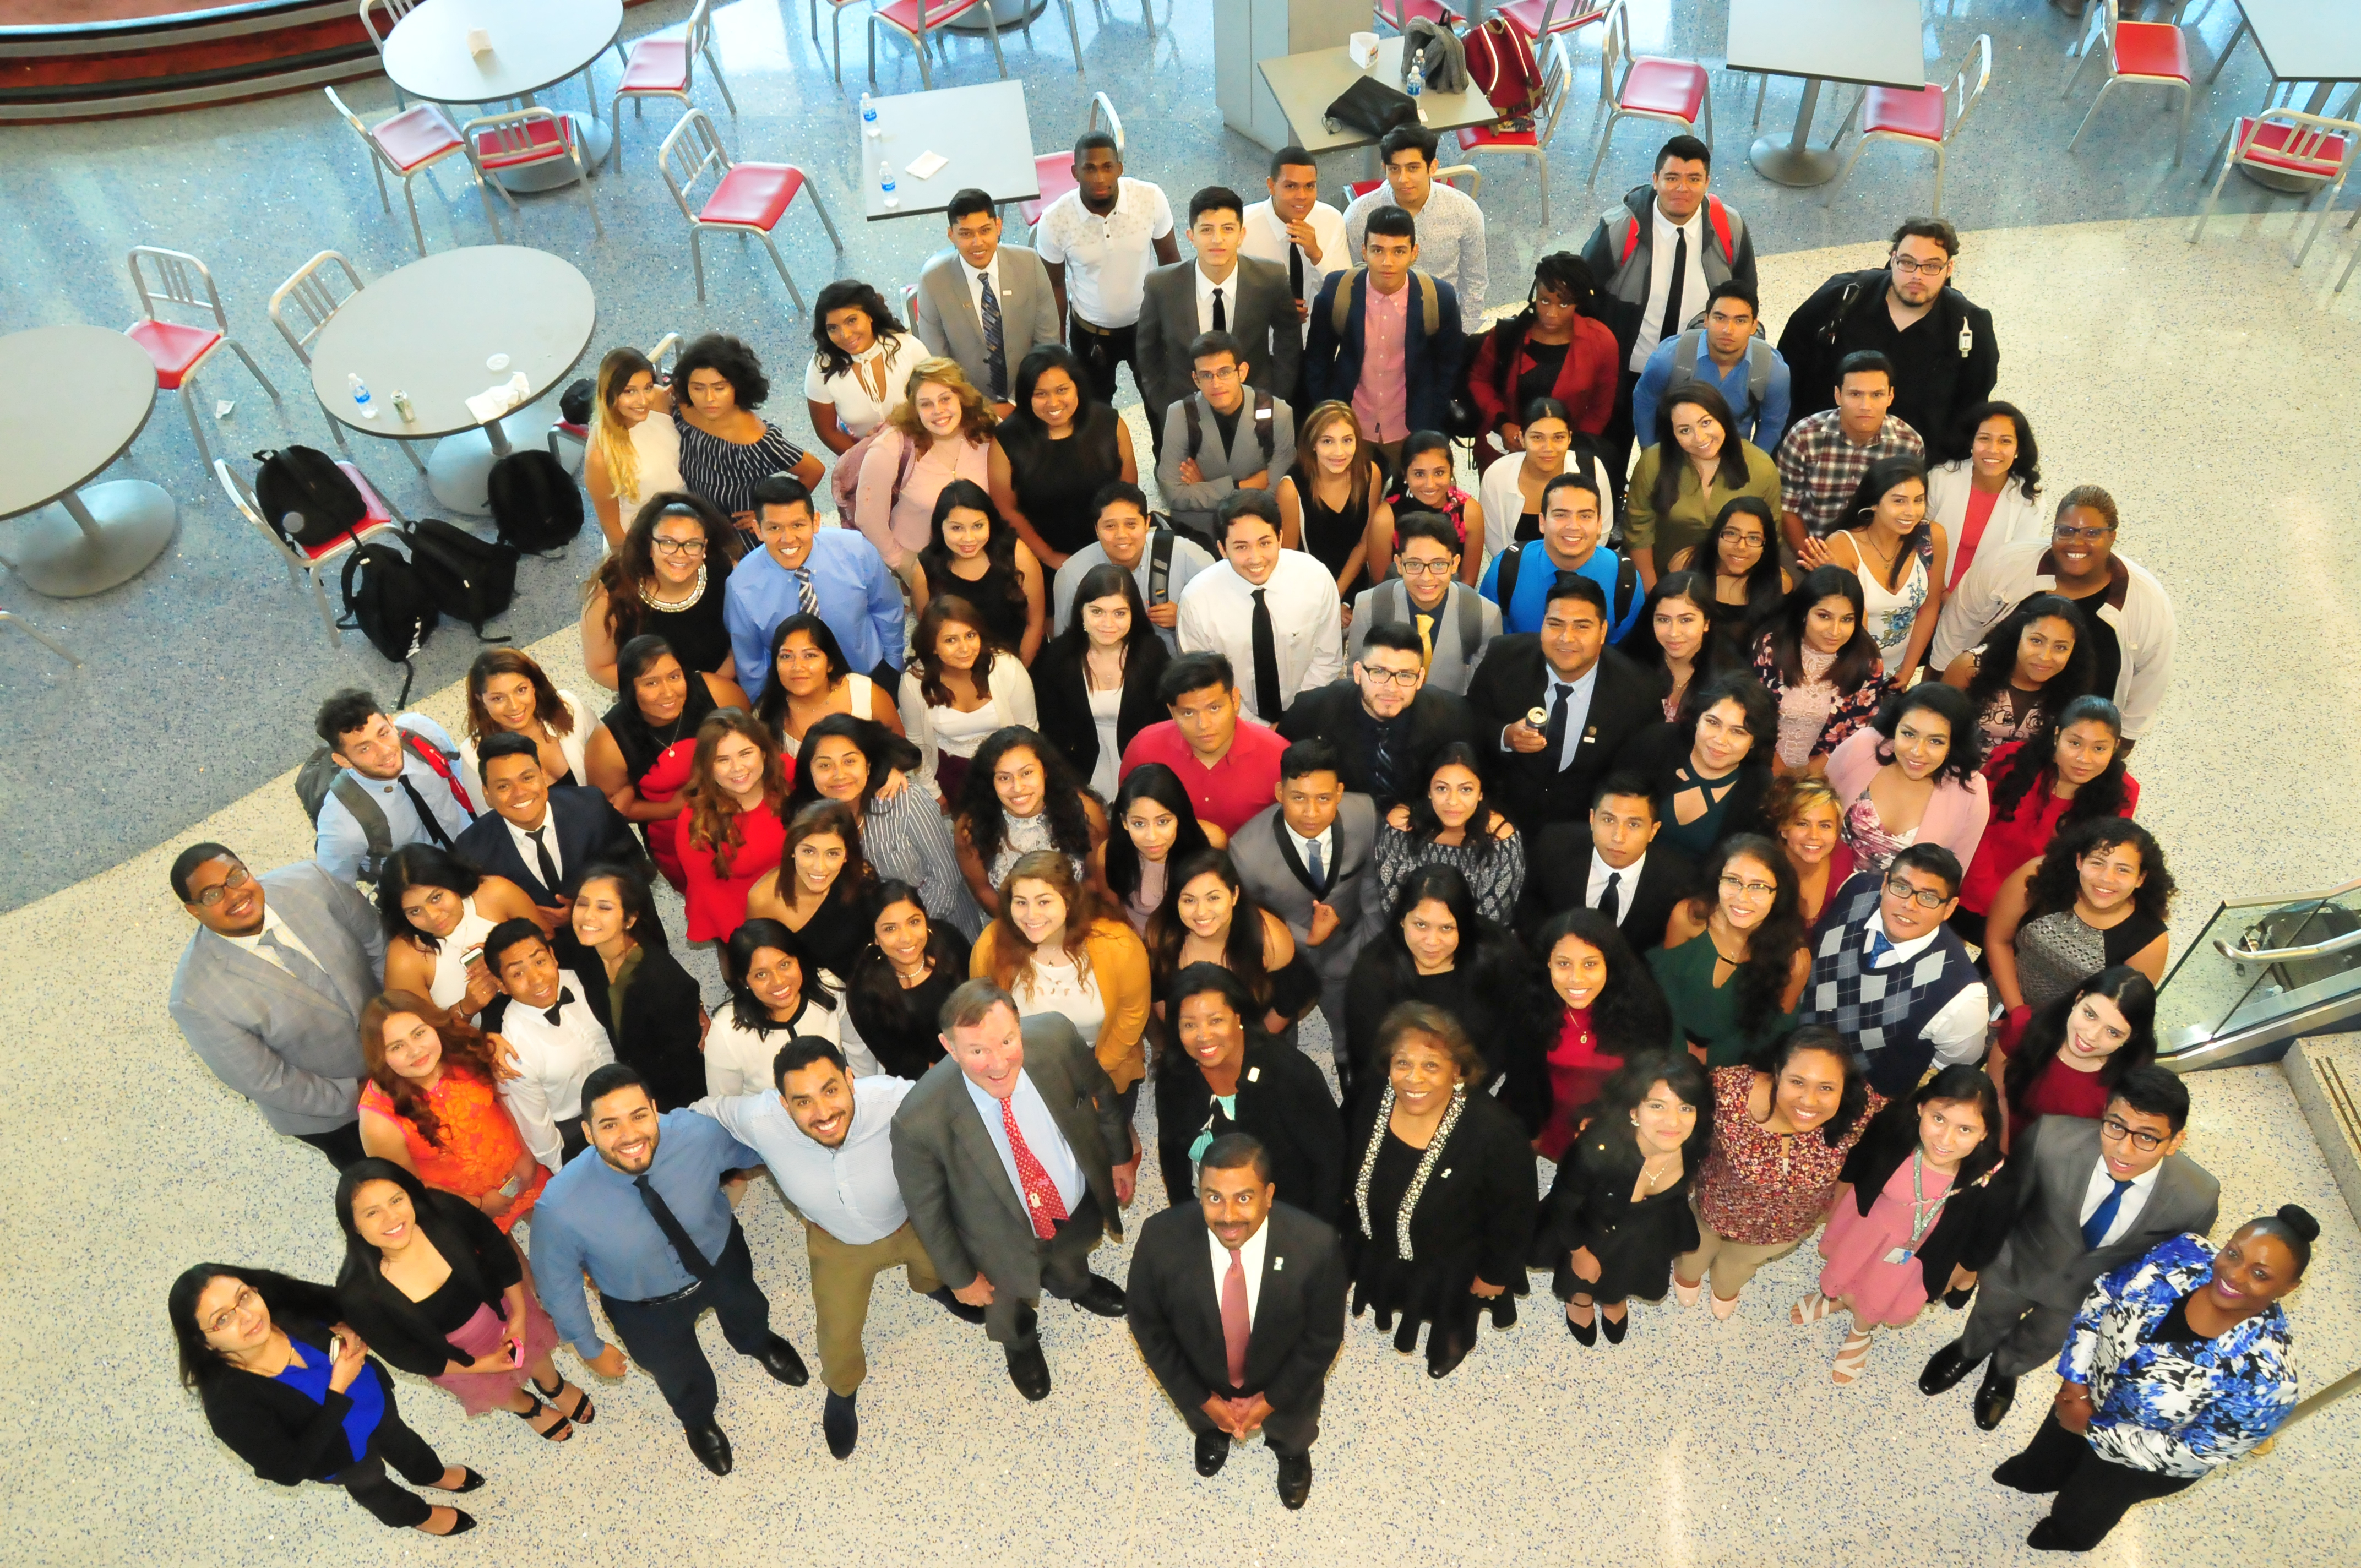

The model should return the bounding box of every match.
[1034,177,1176,330]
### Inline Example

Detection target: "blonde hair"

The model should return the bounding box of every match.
[1767,774,1843,833]
[885,356,998,451]
[587,347,656,504]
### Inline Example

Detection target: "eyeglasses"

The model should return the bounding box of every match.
[1883,877,1950,909]
[192,864,252,908]
[1361,666,1423,687]
[203,1286,262,1335]
[2052,524,2113,542]
[2099,1115,2167,1153]
[1192,364,1242,383]
[1890,256,1950,277]
[651,536,709,557]
[1718,873,1777,900]
[1396,559,1456,578]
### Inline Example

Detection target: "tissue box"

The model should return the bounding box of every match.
[1348,31,1379,69]
[466,26,492,55]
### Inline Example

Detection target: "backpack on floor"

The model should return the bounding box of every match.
[404,519,518,639]
[486,448,584,554]
[339,541,438,703]
[1464,18,1542,122]
[253,445,367,549]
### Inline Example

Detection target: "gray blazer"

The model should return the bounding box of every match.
[1346,578,1501,696]
[1228,797,1379,990]
[1154,390,1297,543]
[889,1012,1128,1299]
[912,245,1063,399]
[166,862,388,1135]
[1135,256,1302,440]
[1983,1114,2220,1313]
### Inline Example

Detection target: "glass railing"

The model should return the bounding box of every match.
[2156,876,2361,1068]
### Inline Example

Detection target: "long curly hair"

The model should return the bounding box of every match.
[785,713,922,817]
[1290,401,1378,521]
[587,491,739,645]
[1530,906,1674,1059]
[920,481,1031,630]
[809,279,912,382]
[1838,456,1932,594]
[373,843,483,954]
[1592,1048,1714,1170]
[912,592,1001,709]
[585,346,655,505]
[1962,594,2093,736]
[464,648,574,747]
[781,799,874,919]
[1868,682,1985,788]
[1147,848,1283,1014]
[753,612,853,736]
[1761,565,1881,695]
[885,356,997,449]
[1989,694,2130,825]
[1757,1025,1873,1148]
[982,849,1116,998]
[1402,741,1508,856]
[1938,400,2041,498]
[683,709,792,878]
[359,990,501,1150]
[2026,818,2174,929]
[957,727,1097,872]
[1679,835,1808,1037]
[1650,381,1751,521]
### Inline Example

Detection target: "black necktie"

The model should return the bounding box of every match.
[635,1173,717,1282]
[526,824,559,896]
[1249,587,1282,722]
[542,987,575,1027]
[398,778,452,848]
[1597,871,1622,923]
[1658,226,1689,349]
[1211,285,1228,333]
[1288,243,1305,300]
[1544,679,1571,771]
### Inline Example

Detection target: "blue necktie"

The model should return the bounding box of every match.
[978,276,1008,401]
[792,567,819,617]
[1865,928,1894,966]
[1306,836,1326,896]
[2081,1178,2135,1250]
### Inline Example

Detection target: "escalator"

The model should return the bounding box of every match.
[2156,876,2361,1072]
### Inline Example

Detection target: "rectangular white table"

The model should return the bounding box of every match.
[860,79,1041,221]
[2224,0,2361,189]
[1256,35,1500,164]
[1726,0,1925,187]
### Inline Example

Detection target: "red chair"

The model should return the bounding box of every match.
[869,0,1008,92]
[2189,108,2360,269]
[2060,0,2190,167]
[1825,34,1991,216]
[1457,36,1576,227]
[610,0,736,170]
[1372,0,1458,31]
[1494,0,1604,45]
[659,108,844,309]
[463,108,605,241]
[1587,0,1711,186]
[215,456,405,641]
[1337,166,1482,211]
[324,85,467,257]
[124,247,280,472]
[1020,92,1123,231]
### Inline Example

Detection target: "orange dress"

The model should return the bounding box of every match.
[358,1067,548,1231]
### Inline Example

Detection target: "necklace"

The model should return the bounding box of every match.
[640,564,708,611]
[1638,1149,1679,1192]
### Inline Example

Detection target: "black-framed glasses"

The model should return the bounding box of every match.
[2053,524,2113,542]
[193,864,252,908]
[2099,1115,2167,1152]
[1891,255,1950,276]
[1361,666,1422,688]
[1396,559,1456,578]
[651,536,709,557]
[1883,876,1949,909]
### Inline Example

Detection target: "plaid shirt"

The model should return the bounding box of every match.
[1774,412,1924,537]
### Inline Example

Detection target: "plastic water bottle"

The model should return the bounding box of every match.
[1407,46,1426,98]
[860,91,879,138]
[347,372,378,420]
[879,159,897,209]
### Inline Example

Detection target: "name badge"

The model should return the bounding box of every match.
[1247,1067,1262,1083]
[1884,1246,1912,1265]
[1272,1256,1286,1272]
[1439,1168,1453,1179]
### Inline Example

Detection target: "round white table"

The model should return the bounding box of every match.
[309,247,596,515]
[0,325,177,598]
[382,0,623,189]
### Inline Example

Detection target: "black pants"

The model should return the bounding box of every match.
[295,1121,367,1169]
[1996,1411,2199,1550]
[1600,367,1643,513]
[1182,1384,1324,1457]
[330,1410,448,1529]
[1069,317,1140,406]
[983,1191,1105,1348]
[600,1222,775,1427]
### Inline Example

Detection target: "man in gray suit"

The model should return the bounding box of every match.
[1919,1066,2218,1431]
[890,979,1137,1401]
[912,188,1062,410]
[166,842,387,1167]
[1226,739,1377,1056]
[1154,329,1295,546]
[1136,187,1301,458]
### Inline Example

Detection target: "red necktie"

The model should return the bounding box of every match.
[1001,1097,1069,1240]
[1221,1247,1250,1389]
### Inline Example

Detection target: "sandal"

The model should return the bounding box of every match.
[1831,1329,1874,1385]
[534,1373,595,1427]
[514,1393,573,1442]
[1792,1293,1841,1326]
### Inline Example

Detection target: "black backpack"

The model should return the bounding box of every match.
[339,541,438,703]
[253,446,366,548]
[405,519,518,638]
[486,448,585,553]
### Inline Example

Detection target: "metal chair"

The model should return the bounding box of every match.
[267,251,424,471]
[1455,35,1576,227]
[1494,0,1606,45]
[657,108,844,310]
[1020,91,1124,230]
[2189,108,2360,268]
[869,0,1008,92]
[1338,166,1483,210]
[463,107,605,241]
[1587,0,1712,186]
[357,0,421,108]
[610,0,736,169]
[123,247,281,472]
[0,612,82,668]
[323,85,467,257]
[2061,0,2191,167]
[1825,34,1992,216]
[215,457,406,641]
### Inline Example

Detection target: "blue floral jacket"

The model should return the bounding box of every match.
[2058,1232,2299,1478]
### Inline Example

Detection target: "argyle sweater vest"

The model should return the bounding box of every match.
[1800,873,1977,1094]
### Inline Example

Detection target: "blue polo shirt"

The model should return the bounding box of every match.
[1478,540,1644,643]
[1631,329,1793,455]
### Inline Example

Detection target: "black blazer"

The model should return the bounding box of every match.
[1464,642,1665,832]
[453,784,644,906]
[1838,1101,2020,1299]
[334,1190,522,1378]
[1618,724,1774,847]
[1154,1035,1346,1223]
[192,1272,400,1486]
[1346,1087,1539,1293]
[1276,682,1478,810]
[1031,633,1170,788]
[572,943,709,1113]
[1125,1200,1347,1413]
[1340,940,1547,1134]
[1530,824,1697,955]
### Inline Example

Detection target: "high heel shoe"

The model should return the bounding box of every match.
[1564,1303,1598,1346]
[513,1394,572,1441]
[419,1507,476,1537]
[534,1373,595,1426]
[441,1468,485,1494]
[1600,1309,1628,1344]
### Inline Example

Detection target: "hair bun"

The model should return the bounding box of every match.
[2275,1204,2321,1244]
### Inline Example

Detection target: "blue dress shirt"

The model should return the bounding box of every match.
[962,1070,1085,1213]
[697,1077,917,1245]
[1478,543,1643,644]
[724,531,906,685]
[1631,329,1793,455]
[313,715,474,883]
[528,1109,765,1358]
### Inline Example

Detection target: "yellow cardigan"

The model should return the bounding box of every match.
[1623,440,1781,570]
[971,918,1153,1092]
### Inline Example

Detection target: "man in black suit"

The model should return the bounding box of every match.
[1464,575,1663,834]
[1277,623,1477,812]
[1125,1133,1346,1509]
[1135,187,1301,459]
[454,732,641,921]
[1530,772,1695,952]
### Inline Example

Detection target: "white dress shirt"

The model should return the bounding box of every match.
[1867,922,1992,1066]
[1206,1215,1272,1327]
[2076,1153,2163,1248]
[222,906,330,976]
[1284,820,1337,892]
[961,253,1003,317]
[1586,849,1647,912]
[504,810,563,889]
[1035,177,1175,329]
[1505,660,1601,771]
[496,990,617,1172]
[1242,198,1348,342]
[1195,262,1242,336]
[1173,553,1346,719]
[964,1070,1086,1212]
[702,973,875,1099]
[1631,203,1711,370]
[697,1076,917,1245]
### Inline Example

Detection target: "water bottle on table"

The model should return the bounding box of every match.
[879,159,897,209]
[346,373,377,420]
[861,91,879,138]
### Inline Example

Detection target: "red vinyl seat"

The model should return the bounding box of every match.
[620,37,689,91]
[702,164,809,228]
[1860,83,1949,142]
[127,319,222,389]
[372,104,464,171]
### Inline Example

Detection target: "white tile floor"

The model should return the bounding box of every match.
[8,210,2361,1564]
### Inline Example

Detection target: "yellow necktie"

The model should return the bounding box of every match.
[1414,612,1435,669]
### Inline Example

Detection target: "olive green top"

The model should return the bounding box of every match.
[1646,929,1799,1070]
[1623,440,1782,569]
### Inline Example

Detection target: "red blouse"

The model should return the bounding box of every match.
[1539,1005,1623,1161]
[2019,1052,2114,1124]
[1695,1065,1885,1247]
[679,799,787,944]
[1959,742,2141,915]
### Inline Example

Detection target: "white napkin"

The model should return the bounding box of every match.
[466,371,531,424]
[905,150,949,181]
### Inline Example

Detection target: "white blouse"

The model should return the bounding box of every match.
[459,688,596,791]
[897,657,1039,794]
[804,331,931,442]
[1014,952,1106,1041]
[701,970,878,1098]
[614,415,686,526]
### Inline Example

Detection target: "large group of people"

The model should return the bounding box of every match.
[165,122,2309,1556]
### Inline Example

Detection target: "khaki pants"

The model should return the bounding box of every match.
[1675,1208,1802,1300]
[806,1219,943,1396]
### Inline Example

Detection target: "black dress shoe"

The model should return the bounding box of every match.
[443,1467,486,1493]
[1990,1457,2043,1493]
[926,1286,988,1325]
[1944,1285,1976,1310]
[1600,1310,1628,1344]
[1194,1429,1230,1477]
[1974,1365,2019,1432]
[1276,1452,1313,1510]
[2025,1520,2072,1552]
[1564,1306,1598,1346]
[823,1389,858,1461]
[752,1333,810,1387]
[685,1420,733,1476]
[1069,1275,1127,1317]
[427,1509,475,1536]
[1919,1339,1977,1396]
[1005,1341,1052,1401]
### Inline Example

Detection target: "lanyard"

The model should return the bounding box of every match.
[1905,1150,1951,1248]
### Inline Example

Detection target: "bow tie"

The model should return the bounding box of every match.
[542,988,575,1026]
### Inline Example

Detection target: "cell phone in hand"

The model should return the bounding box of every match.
[508,1337,525,1369]
[326,1333,345,1363]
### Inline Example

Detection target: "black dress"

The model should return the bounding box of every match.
[1153,1034,1346,1222]
[788,891,874,979]
[922,554,1030,653]
[1537,1125,1700,1301]
[631,572,735,677]
[846,932,971,1079]
[1345,1087,1539,1375]
[1291,465,1373,588]
[1002,405,1125,559]
[1340,945,1548,1134]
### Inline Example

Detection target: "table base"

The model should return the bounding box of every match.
[494,113,612,192]
[2237,164,2321,195]
[5,481,176,597]
[426,402,559,514]
[1749,134,1842,186]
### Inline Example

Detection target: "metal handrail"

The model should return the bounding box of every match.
[2213,877,2361,912]
[2213,926,2361,965]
